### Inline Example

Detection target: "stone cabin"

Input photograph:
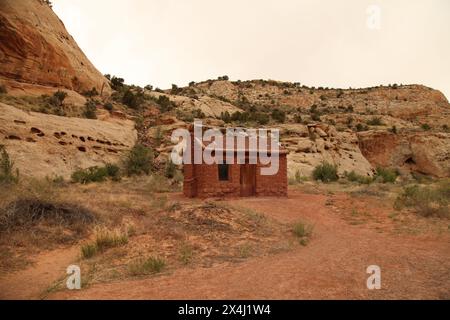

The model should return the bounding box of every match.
[183,126,288,198]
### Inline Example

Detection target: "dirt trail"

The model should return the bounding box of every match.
[0,246,79,299]
[47,190,450,300]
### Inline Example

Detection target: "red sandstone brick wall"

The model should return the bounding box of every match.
[183,154,288,198]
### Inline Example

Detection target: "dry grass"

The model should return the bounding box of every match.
[394,180,449,218]
[128,256,166,276]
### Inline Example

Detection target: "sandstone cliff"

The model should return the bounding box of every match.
[0,0,110,95]
[0,103,136,178]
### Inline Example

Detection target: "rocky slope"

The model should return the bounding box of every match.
[147,79,450,178]
[0,0,110,96]
[0,102,136,178]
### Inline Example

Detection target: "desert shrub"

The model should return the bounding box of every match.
[122,89,143,109]
[170,84,181,95]
[105,163,121,181]
[366,117,383,126]
[48,90,67,107]
[220,111,231,123]
[375,167,398,183]
[81,243,98,259]
[271,109,286,123]
[312,162,338,182]
[164,160,176,179]
[82,87,98,97]
[218,75,229,81]
[390,125,398,134]
[0,145,19,184]
[0,198,95,233]
[125,144,154,176]
[110,76,124,90]
[192,108,206,119]
[442,124,449,132]
[356,123,369,132]
[83,100,97,119]
[0,84,7,94]
[311,112,321,122]
[254,112,270,125]
[345,171,373,184]
[421,123,431,131]
[103,102,113,111]
[155,95,175,113]
[293,114,303,123]
[71,164,120,184]
[394,183,449,218]
[81,229,128,259]
[292,221,313,246]
[129,256,166,275]
[95,229,128,252]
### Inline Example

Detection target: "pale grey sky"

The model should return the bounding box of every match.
[53,0,450,99]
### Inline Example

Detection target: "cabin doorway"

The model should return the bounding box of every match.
[240,164,256,196]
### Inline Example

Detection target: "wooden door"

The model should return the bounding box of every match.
[240,164,256,196]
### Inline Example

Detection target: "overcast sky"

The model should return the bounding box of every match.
[52,0,450,99]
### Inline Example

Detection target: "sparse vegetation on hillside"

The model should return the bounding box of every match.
[83,100,97,119]
[71,164,120,184]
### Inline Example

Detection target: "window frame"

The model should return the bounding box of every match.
[218,163,230,181]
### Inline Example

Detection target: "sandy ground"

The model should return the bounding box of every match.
[1,189,449,300]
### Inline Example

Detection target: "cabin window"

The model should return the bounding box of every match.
[218,164,230,181]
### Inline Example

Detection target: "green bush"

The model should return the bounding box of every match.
[0,145,19,184]
[345,171,373,184]
[83,100,97,119]
[271,109,286,123]
[71,164,120,184]
[82,87,99,97]
[220,111,231,123]
[312,162,338,182]
[356,123,369,132]
[122,89,143,109]
[105,163,121,181]
[51,90,67,106]
[104,102,113,111]
[421,123,431,131]
[375,167,398,183]
[165,160,176,179]
[155,95,175,113]
[125,144,153,176]
[0,84,7,94]
[110,76,124,90]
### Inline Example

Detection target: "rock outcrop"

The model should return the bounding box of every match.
[281,124,374,178]
[0,0,110,95]
[358,131,450,178]
[0,103,137,178]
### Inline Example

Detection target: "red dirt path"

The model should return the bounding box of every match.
[46,190,450,300]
